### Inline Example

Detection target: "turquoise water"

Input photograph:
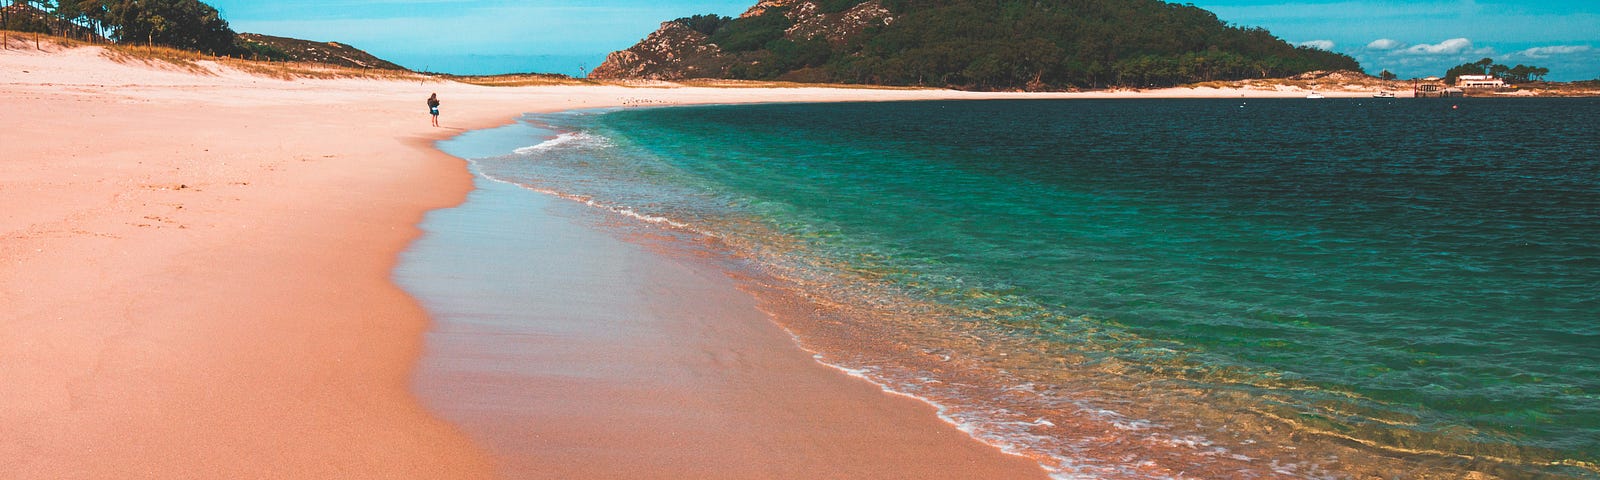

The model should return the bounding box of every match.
[472,99,1599,478]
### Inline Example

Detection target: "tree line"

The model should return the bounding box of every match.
[674,0,1360,90]
[2,0,239,55]
[1444,57,1550,84]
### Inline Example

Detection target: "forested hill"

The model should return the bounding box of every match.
[237,34,407,70]
[589,0,1361,90]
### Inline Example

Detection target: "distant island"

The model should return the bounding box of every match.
[590,0,1361,90]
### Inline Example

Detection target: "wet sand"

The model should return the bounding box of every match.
[398,125,1051,478]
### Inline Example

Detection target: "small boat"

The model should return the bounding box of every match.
[1306,92,1326,99]
[1373,91,1396,98]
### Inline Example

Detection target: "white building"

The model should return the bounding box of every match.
[1457,75,1505,88]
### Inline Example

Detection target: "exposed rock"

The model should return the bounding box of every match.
[785,1,892,45]
[741,0,802,18]
[588,21,729,80]
[590,1,893,80]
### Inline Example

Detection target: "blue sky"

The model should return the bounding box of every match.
[1192,0,1600,80]
[211,1,754,75]
[212,0,1599,80]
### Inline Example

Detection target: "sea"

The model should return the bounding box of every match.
[456,98,1599,479]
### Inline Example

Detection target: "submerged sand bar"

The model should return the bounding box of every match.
[2,42,1367,478]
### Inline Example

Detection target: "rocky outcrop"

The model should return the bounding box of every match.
[589,0,892,81]
[741,0,802,18]
[588,21,729,80]
[784,1,892,45]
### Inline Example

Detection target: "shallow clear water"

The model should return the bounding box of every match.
[470,98,1600,478]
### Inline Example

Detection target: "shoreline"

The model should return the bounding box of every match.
[399,132,1054,476]
[7,42,1551,477]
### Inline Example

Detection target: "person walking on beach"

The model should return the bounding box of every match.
[427,93,441,127]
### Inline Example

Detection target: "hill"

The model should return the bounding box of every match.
[590,0,1361,90]
[236,33,407,71]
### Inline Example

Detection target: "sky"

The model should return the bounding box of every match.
[210,1,755,76]
[1191,0,1600,81]
[210,0,1600,80]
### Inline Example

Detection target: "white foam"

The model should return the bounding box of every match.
[794,351,1108,479]
[513,131,607,155]
[521,184,695,230]
[462,152,702,233]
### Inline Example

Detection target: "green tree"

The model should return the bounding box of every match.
[3,0,52,35]
[767,37,832,71]
[1379,69,1396,80]
[92,0,238,54]
[1506,64,1532,83]
[58,0,112,39]
[1489,63,1510,79]
[1475,57,1495,74]
[673,14,730,36]
[52,0,85,38]
[816,0,860,13]
[709,9,790,52]
[1444,62,1483,84]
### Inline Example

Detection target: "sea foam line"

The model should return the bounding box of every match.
[513,131,607,155]
[799,345,1103,479]
[472,128,703,232]
[747,290,1294,480]
[742,300,1136,480]
[466,162,717,243]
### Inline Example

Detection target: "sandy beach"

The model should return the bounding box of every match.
[1,39,1394,478]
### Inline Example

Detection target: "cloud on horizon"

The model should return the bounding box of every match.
[1298,40,1336,51]
[1512,45,1593,58]
[1401,38,1479,55]
[1352,37,1600,80]
[1366,39,1404,50]
[1195,0,1600,79]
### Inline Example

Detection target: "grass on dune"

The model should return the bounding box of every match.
[101,43,428,81]
[2,30,427,82]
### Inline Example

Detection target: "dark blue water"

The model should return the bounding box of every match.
[471,98,1600,478]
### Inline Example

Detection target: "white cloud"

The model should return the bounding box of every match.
[1298,40,1336,51]
[1366,39,1404,50]
[1202,1,1480,21]
[1513,45,1594,59]
[1352,38,1599,81]
[1402,38,1474,55]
